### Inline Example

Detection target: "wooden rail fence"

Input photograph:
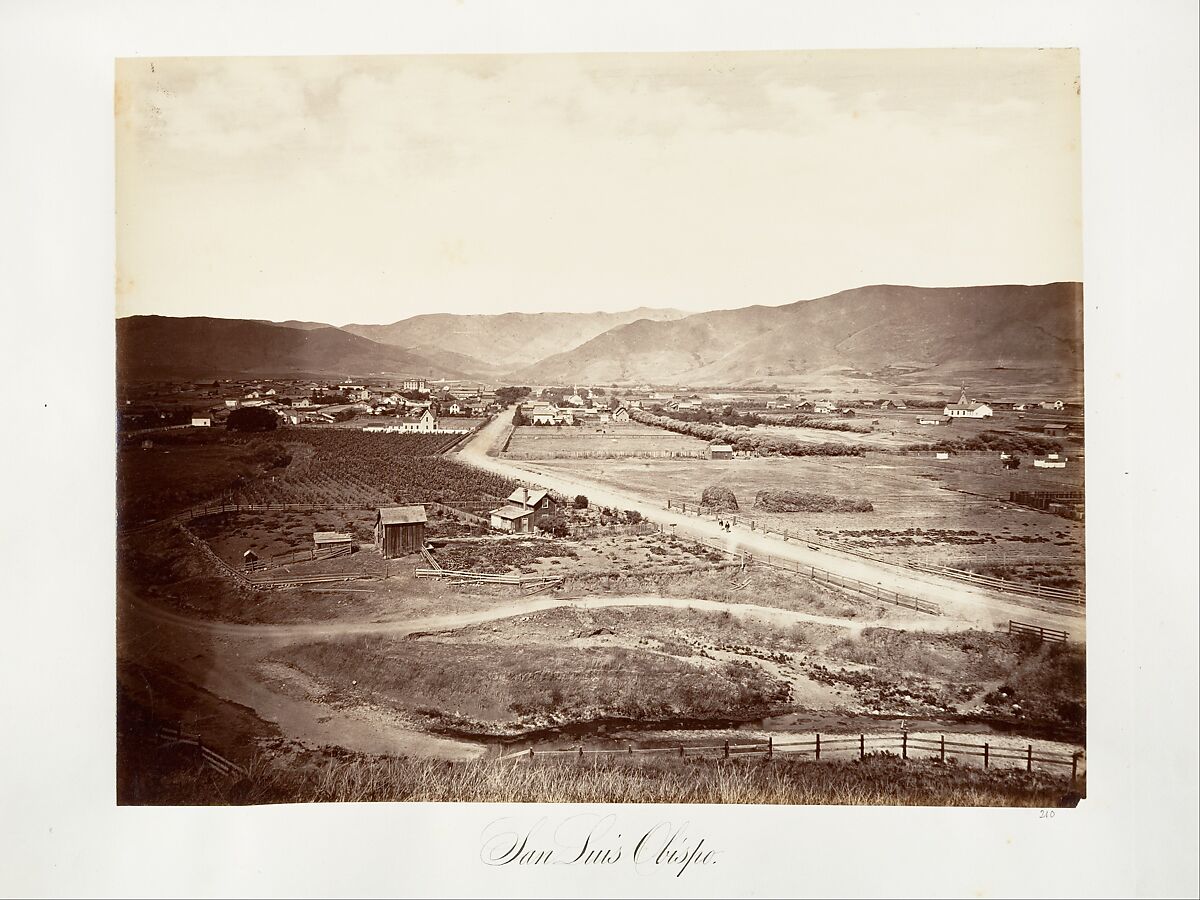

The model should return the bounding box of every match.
[1009,620,1069,644]
[414,566,564,594]
[156,724,248,778]
[497,732,1084,782]
[666,498,1083,608]
[906,560,1084,605]
[672,532,941,616]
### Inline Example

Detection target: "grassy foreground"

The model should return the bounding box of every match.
[126,741,1083,807]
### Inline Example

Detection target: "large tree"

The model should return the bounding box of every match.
[226,406,278,432]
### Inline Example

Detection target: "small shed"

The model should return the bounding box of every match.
[313,531,352,552]
[191,414,212,427]
[709,443,734,460]
[242,549,259,565]
[490,505,534,533]
[935,451,951,460]
[1043,423,1068,436]
[374,505,427,558]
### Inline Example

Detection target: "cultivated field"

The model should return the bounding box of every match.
[504,422,708,458]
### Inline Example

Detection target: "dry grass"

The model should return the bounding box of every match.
[281,633,790,731]
[138,749,1082,807]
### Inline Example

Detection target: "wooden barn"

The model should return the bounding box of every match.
[374,505,427,558]
[1043,423,1068,436]
[709,443,734,460]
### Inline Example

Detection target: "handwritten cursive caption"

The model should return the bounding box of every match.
[481,815,720,877]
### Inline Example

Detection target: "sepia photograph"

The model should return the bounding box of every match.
[2,0,1198,896]
[114,48,1090,808]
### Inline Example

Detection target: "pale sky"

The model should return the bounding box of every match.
[115,49,1082,325]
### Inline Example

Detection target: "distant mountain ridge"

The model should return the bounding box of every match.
[117,284,1083,385]
[116,316,469,381]
[505,283,1083,386]
[341,307,689,371]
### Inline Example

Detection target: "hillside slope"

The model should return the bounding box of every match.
[117,316,468,380]
[507,283,1083,386]
[342,307,689,371]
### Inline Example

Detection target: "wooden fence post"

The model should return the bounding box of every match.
[678,744,685,758]
[767,736,773,759]
[815,733,821,760]
[1026,745,1033,772]
[860,734,865,760]
[724,740,730,759]
[528,747,534,761]
[984,743,990,768]
[940,735,945,763]
[902,732,907,760]
[1071,752,1080,785]
[579,747,584,761]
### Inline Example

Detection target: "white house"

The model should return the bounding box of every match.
[1040,400,1065,411]
[813,401,836,414]
[190,414,212,427]
[918,416,948,426]
[529,404,574,426]
[611,406,630,422]
[398,409,438,432]
[943,387,993,418]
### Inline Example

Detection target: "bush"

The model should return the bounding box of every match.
[573,494,589,509]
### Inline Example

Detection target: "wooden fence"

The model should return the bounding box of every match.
[497,732,1084,781]
[504,450,708,460]
[665,530,941,616]
[906,560,1084,605]
[414,566,564,594]
[156,724,248,778]
[666,498,1084,607]
[1009,619,1069,643]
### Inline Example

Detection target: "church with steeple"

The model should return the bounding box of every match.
[943,385,994,418]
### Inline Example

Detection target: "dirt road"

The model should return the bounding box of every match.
[457,409,1085,637]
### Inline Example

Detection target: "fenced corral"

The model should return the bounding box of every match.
[175,519,374,590]
[413,566,564,594]
[1009,620,1069,644]
[497,732,1084,782]
[241,543,352,573]
[155,724,248,778]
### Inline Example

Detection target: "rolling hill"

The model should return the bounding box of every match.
[342,307,689,371]
[505,283,1083,387]
[116,316,469,380]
